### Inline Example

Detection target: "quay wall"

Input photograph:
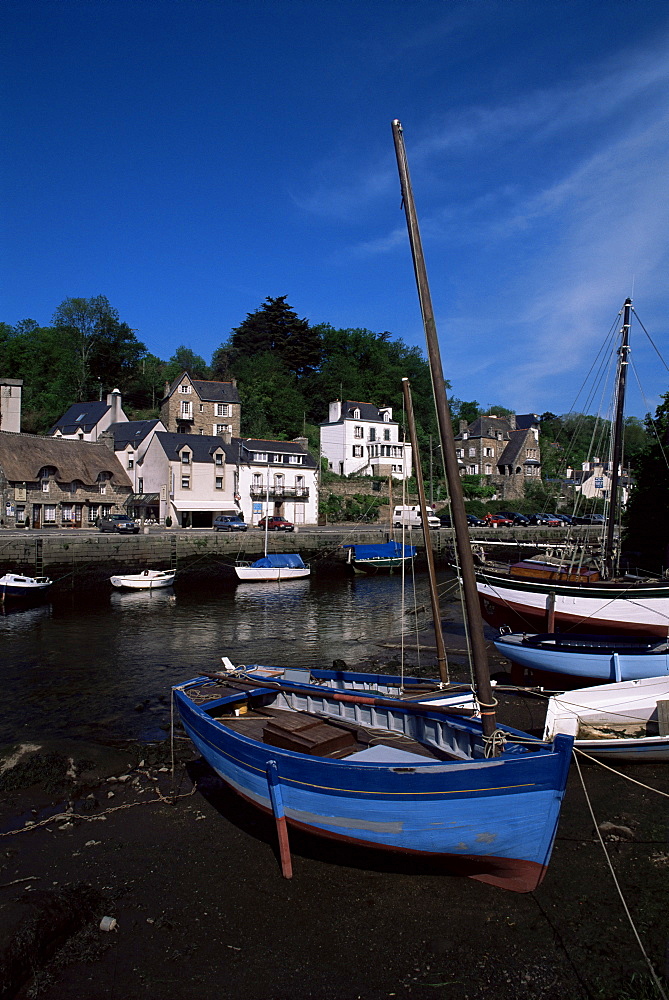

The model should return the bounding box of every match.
[0,526,594,594]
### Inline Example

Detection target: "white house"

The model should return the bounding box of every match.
[566,459,632,506]
[319,400,412,480]
[50,389,128,441]
[136,432,318,528]
[236,436,318,527]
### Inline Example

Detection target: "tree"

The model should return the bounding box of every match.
[623,393,669,573]
[52,295,120,400]
[164,346,210,382]
[226,296,322,378]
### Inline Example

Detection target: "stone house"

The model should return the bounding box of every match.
[455,413,541,500]
[160,373,241,437]
[0,431,133,529]
[50,389,128,441]
[319,400,413,480]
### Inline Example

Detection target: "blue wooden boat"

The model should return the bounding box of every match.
[493,631,669,682]
[343,541,416,574]
[173,673,573,892]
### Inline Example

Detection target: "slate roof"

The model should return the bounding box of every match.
[49,401,110,436]
[321,400,395,425]
[0,432,132,487]
[153,432,238,464]
[456,413,539,440]
[497,430,529,467]
[238,438,318,468]
[108,420,161,450]
[163,373,240,404]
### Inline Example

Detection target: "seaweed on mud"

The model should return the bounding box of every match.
[0,751,78,795]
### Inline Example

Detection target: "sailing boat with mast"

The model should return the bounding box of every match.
[172,120,573,893]
[343,462,417,573]
[235,468,310,581]
[477,298,669,639]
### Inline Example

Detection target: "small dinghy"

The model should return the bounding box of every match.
[234,553,310,582]
[110,569,176,590]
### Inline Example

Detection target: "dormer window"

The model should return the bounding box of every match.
[353,408,360,419]
[462,432,468,440]
[179,384,191,393]
[181,451,191,465]
[383,411,390,422]
[214,453,223,466]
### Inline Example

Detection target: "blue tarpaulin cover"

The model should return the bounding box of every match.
[342,542,416,560]
[252,554,307,569]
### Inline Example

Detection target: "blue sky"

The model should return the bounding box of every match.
[3,0,669,419]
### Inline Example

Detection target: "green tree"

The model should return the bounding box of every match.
[623,394,669,573]
[164,346,210,382]
[52,295,121,400]
[226,296,322,378]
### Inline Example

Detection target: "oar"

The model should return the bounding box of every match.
[203,672,476,718]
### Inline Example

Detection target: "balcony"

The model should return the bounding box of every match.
[250,485,310,501]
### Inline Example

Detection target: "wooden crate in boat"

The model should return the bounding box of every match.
[262,713,357,756]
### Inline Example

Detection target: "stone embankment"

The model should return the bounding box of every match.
[0,525,593,593]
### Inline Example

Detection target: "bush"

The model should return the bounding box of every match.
[164,515,172,527]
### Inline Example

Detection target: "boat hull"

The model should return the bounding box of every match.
[174,680,573,893]
[478,571,669,637]
[494,632,669,682]
[544,676,669,762]
[0,574,52,599]
[110,571,175,590]
[234,566,310,581]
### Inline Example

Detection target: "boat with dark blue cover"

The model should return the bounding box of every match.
[343,541,416,574]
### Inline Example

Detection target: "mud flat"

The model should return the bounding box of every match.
[1,645,668,1000]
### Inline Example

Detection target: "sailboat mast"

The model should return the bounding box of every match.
[604,297,632,578]
[391,119,497,739]
[401,377,449,684]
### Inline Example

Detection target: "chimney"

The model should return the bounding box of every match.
[329,400,342,422]
[98,430,115,452]
[508,414,516,430]
[0,379,23,433]
[164,381,170,397]
[106,388,122,424]
[293,436,308,452]
[458,419,468,434]
[222,429,232,444]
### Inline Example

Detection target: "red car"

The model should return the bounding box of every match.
[483,513,514,527]
[257,516,294,532]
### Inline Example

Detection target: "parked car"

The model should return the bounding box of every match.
[528,513,562,526]
[213,515,248,532]
[483,513,514,527]
[571,513,606,525]
[98,514,139,534]
[496,511,530,526]
[438,514,452,527]
[551,513,573,524]
[257,516,294,532]
[466,514,486,527]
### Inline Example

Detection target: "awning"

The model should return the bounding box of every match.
[171,499,239,512]
[125,493,159,506]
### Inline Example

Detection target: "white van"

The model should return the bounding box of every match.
[392,505,441,530]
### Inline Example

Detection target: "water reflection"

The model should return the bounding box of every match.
[1,572,450,746]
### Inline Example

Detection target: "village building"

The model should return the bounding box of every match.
[160,373,241,437]
[455,413,541,500]
[565,459,633,505]
[0,431,133,529]
[0,379,23,434]
[319,400,412,480]
[50,389,128,441]
[236,436,318,527]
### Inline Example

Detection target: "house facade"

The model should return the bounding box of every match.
[237,437,318,527]
[319,400,412,480]
[0,431,133,529]
[160,373,241,437]
[455,413,541,500]
[565,459,632,506]
[50,389,128,441]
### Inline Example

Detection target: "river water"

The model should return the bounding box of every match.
[1,570,466,748]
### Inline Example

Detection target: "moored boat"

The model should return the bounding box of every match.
[543,675,669,762]
[234,553,310,582]
[343,541,416,574]
[493,630,669,682]
[0,573,53,599]
[110,569,176,590]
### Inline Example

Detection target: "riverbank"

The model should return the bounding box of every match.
[1,636,667,1000]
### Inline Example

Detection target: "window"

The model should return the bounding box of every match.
[42,479,49,493]
[101,504,112,517]
[216,403,229,417]
[181,476,190,490]
[253,474,263,488]
[215,477,223,490]
[288,455,301,465]
[138,478,144,493]
[274,475,284,491]
[199,404,204,412]
[128,457,134,469]
[295,475,305,495]
[44,506,56,523]
[215,453,223,466]
[484,447,493,457]
[216,424,225,435]
[352,445,363,457]
[462,432,468,440]
[181,401,192,417]
[485,464,492,475]
[88,505,99,524]
[354,426,363,439]
[253,453,267,463]
[384,429,390,441]
[62,505,73,522]
[179,384,191,393]
[383,411,390,422]
[99,485,107,495]
[468,447,476,457]
[468,465,478,474]
[353,408,360,419]
[181,452,191,465]
[368,428,376,442]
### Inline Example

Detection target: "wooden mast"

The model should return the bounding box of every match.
[401,377,449,684]
[604,297,631,579]
[391,119,497,741]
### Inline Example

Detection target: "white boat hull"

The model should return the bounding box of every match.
[234,566,311,581]
[110,570,176,590]
[543,676,669,762]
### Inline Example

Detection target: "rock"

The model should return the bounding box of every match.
[598,821,635,841]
